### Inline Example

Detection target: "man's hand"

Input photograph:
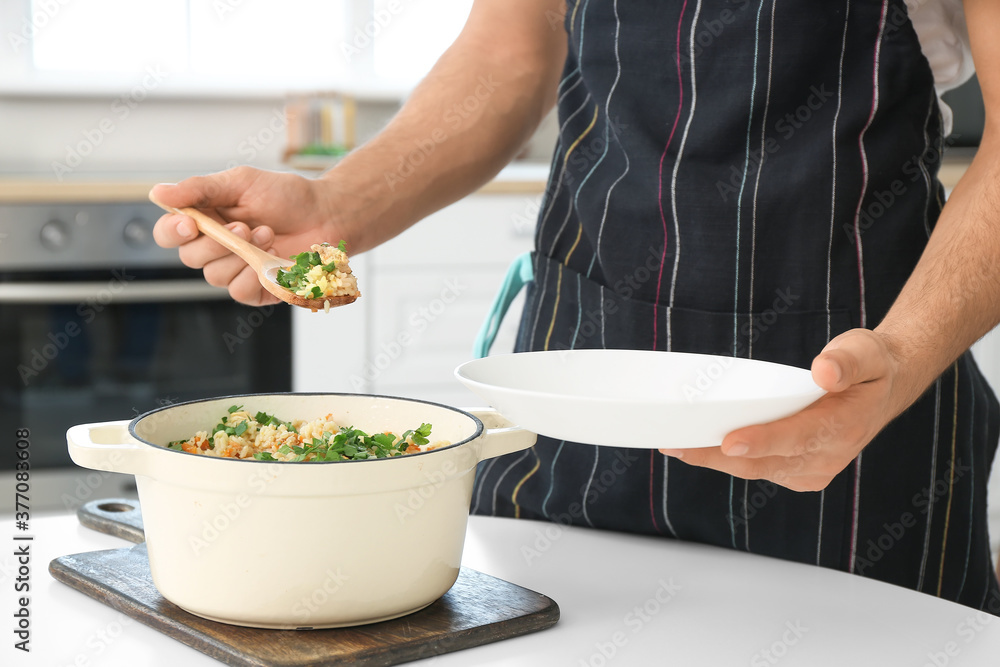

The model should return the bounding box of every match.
[152,167,345,306]
[660,329,903,492]
[152,0,567,307]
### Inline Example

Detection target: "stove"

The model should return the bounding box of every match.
[0,197,292,512]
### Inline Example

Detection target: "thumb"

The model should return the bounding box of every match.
[151,167,256,211]
[811,328,889,393]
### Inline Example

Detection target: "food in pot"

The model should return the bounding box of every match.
[275,240,359,301]
[167,405,444,461]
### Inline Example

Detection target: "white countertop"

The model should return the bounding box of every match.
[4,510,1000,667]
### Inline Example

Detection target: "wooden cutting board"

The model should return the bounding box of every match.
[49,499,559,667]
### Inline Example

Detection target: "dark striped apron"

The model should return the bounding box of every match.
[472,0,1000,612]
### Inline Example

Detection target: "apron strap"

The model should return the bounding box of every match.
[472,251,534,359]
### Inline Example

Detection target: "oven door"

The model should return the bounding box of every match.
[0,268,291,511]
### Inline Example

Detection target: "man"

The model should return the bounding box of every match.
[153,0,1000,612]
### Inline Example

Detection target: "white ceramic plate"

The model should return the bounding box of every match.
[455,349,826,449]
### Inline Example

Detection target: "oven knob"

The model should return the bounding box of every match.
[123,218,151,247]
[40,219,70,251]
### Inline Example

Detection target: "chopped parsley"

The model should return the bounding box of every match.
[250,422,435,462]
[254,410,297,433]
[169,404,436,462]
[274,241,348,295]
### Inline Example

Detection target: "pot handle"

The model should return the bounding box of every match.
[467,408,537,461]
[67,420,149,477]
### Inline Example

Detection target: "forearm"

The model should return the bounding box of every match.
[874,137,1000,413]
[873,0,1000,414]
[322,0,567,253]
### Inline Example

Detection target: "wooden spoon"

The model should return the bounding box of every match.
[149,193,358,311]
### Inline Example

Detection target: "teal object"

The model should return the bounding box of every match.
[472,252,534,359]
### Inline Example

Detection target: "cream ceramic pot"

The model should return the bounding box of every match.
[66,393,536,629]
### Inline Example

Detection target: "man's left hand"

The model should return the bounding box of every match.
[659,328,903,492]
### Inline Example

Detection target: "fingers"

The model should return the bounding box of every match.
[202,225,279,306]
[227,264,281,307]
[657,330,898,493]
[151,167,263,248]
[811,328,890,392]
[152,213,199,249]
[165,219,278,306]
[659,447,804,485]
[659,448,836,493]
[719,399,829,459]
[149,168,282,308]
[189,223,273,272]
[150,166,259,211]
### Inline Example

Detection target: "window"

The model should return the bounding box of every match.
[1,0,473,96]
[372,0,474,82]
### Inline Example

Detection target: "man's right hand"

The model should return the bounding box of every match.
[151,0,567,306]
[151,166,347,306]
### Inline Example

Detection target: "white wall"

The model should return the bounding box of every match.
[0,93,558,175]
[0,95,401,174]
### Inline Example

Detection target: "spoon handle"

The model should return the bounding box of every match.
[148,194,276,272]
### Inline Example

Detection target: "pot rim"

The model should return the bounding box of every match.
[127,391,485,466]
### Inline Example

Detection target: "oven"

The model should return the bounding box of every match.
[0,201,291,512]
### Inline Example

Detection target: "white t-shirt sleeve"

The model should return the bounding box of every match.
[906,0,976,135]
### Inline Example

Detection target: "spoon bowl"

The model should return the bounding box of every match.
[149,192,359,311]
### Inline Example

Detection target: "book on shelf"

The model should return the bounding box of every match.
[283,93,357,170]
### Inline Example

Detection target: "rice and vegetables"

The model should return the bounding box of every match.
[168,405,446,461]
[276,240,359,302]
